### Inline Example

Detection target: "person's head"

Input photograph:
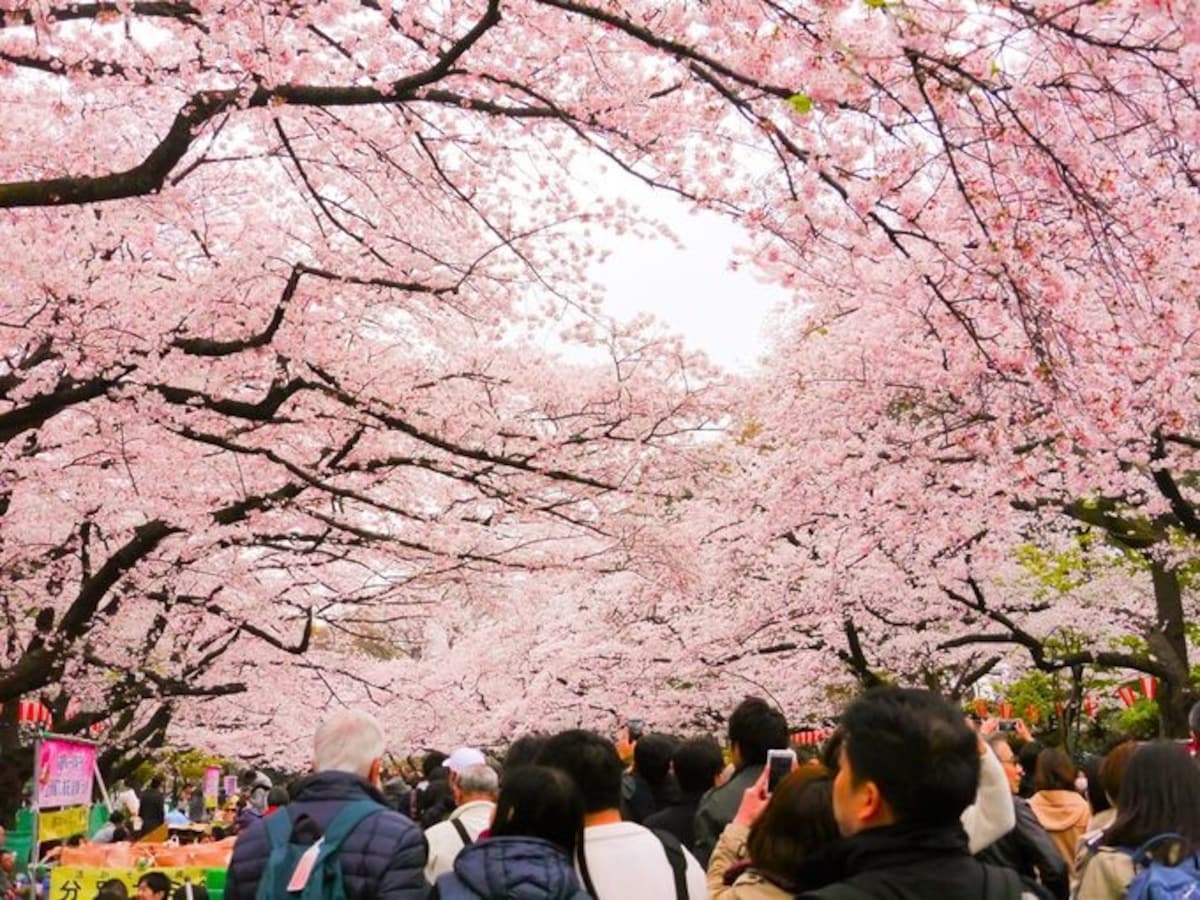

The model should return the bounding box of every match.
[672,736,725,796]
[149,777,163,791]
[1034,747,1077,792]
[632,733,678,786]
[503,735,548,779]
[111,826,130,842]
[819,728,844,775]
[490,765,585,857]
[266,786,289,808]
[833,687,980,837]
[1106,741,1200,855]
[728,697,789,770]
[1081,755,1109,813]
[97,879,130,900]
[1189,701,1200,739]
[0,850,14,873]
[421,751,448,779]
[453,764,499,805]
[313,709,386,785]
[537,729,624,815]
[1098,740,1138,809]
[747,766,839,882]
[136,872,172,900]
[986,735,1022,795]
[109,809,126,825]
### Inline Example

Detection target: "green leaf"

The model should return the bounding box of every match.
[864,0,888,8]
[788,93,813,115]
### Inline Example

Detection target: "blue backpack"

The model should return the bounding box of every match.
[1123,834,1200,900]
[254,800,383,900]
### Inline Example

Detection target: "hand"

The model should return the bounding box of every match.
[978,717,1000,737]
[733,766,771,827]
[615,727,635,766]
[1015,719,1033,743]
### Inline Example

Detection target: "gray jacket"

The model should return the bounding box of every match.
[693,764,763,866]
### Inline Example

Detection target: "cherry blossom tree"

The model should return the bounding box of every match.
[2,0,1199,788]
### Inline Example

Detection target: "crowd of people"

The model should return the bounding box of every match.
[5,688,1200,900]
[222,689,1200,899]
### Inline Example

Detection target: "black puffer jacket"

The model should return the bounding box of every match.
[226,771,427,900]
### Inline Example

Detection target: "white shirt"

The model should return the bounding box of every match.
[423,799,496,883]
[581,821,707,900]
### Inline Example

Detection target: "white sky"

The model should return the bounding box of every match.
[566,147,792,375]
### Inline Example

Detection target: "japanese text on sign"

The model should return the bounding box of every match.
[37,738,97,810]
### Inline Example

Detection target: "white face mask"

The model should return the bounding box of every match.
[1075,774,1088,795]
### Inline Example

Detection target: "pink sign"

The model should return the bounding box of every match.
[223,775,238,797]
[36,737,97,809]
[203,766,220,808]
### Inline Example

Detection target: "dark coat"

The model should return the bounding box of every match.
[797,823,1025,900]
[644,795,703,857]
[226,771,427,900]
[431,837,589,900]
[977,797,1069,899]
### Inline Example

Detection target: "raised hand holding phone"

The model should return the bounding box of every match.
[767,748,797,794]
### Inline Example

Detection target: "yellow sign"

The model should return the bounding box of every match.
[39,806,89,843]
[51,867,208,900]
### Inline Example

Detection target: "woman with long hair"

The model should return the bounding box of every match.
[431,765,589,900]
[1075,741,1200,899]
[1029,747,1091,872]
[707,765,839,898]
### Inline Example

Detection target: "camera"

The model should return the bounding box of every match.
[997,719,1018,732]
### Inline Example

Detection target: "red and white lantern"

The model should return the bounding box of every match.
[17,699,52,726]
[1084,696,1099,719]
[1117,685,1138,708]
[999,701,1014,719]
[1139,676,1158,701]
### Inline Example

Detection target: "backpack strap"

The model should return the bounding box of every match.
[1127,833,1188,866]
[317,800,385,856]
[649,828,688,900]
[450,818,472,848]
[264,807,296,850]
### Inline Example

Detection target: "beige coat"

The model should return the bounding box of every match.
[1073,847,1135,900]
[1031,789,1092,874]
[706,822,795,900]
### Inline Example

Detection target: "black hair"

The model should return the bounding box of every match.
[1105,741,1200,856]
[266,786,289,807]
[149,776,163,790]
[537,729,624,814]
[502,734,548,780]
[417,778,456,829]
[111,826,130,842]
[490,765,585,856]
[1081,755,1110,815]
[421,752,448,779]
[137,872,172,899]
[96,879,129,900]
[109,810,126,824]
[728,697,789,768]
[633,733,678,786]
[672,736,724,796]
[840,687,980,827]
[820,728,845,775]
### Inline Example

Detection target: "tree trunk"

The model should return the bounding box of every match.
[1148,561,1192,737]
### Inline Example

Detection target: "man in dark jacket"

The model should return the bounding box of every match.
[226,710,427,900]
[138,777,166,835]
[645,736,724,855]
[798,687,1026,900]
[977,735,1068,899]
[693,696,789,865]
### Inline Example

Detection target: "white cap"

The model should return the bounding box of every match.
[445,747,486,773]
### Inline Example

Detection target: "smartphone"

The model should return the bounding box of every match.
[997,719,1017,732]
[627,718,645,742]
[766,748,796,794]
